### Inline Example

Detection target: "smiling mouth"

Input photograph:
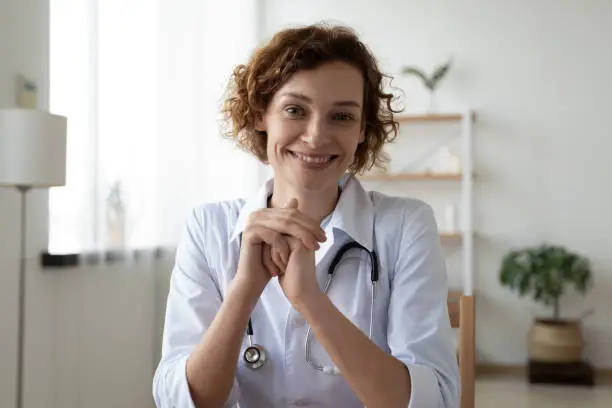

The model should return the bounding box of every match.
[288,150,339,166]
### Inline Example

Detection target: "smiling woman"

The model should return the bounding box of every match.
[153,23,460,408]
[222,24,398,176]
[261,62,365,197]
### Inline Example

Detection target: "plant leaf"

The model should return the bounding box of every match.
[401,66,432,89]
[430,59,452,89]
[498,243,593,317]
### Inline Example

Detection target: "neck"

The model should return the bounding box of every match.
[269,180,340,223]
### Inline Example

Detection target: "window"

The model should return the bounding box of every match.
[49,0,263,254]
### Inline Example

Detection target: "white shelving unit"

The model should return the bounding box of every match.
[358,109,477,408]
[460,110,475,296]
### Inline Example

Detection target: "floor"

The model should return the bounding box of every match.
[476,376,612,407]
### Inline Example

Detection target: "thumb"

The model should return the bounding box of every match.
[284,198,299,209]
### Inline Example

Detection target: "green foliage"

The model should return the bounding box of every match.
[401,59,452,91]
[499,244,592,320]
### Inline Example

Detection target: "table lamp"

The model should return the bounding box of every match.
[0,108,67,408]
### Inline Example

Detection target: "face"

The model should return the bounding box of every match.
[257,61,365,192]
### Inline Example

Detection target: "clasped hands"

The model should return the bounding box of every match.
[239,198,327,309]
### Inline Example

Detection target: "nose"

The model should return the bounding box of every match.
[301,115,328,148]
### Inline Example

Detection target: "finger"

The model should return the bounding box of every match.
[286,235,306,252]
[284,197,298,209]
[250,218,319,251]
[262,244,281,277]
[282,199,325,243]
[252,206,326,242]
[286,237,315,261]
[243,226,291,255]
[277,218,323,250]
[271,249,285,275]
[269,235,285,273]
[282,208,326,241]
[272,233,290,269]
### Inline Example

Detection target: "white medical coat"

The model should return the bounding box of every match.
[153,175,460,407]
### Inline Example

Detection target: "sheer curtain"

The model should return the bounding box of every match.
[49,0,264,254]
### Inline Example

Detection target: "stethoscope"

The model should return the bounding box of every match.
[243,239,379,376]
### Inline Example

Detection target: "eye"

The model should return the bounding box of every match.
[333,112,356,122]
[284,105,304,117]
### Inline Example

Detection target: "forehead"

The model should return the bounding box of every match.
[274,61,364,104]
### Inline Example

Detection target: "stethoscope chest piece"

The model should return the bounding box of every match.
[243,343,266,369]
[244,318,266,369]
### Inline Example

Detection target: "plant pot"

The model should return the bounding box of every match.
[529,319,584,363]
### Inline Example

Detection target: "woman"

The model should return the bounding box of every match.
[153,23,459,408]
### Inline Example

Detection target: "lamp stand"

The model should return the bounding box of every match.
[15,185,30,408]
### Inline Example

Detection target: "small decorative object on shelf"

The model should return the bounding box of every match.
[401,58,452,112]
[444,204,458,234]
[106,180,127,249]
[499,244,593,367]
[435,147,462,174]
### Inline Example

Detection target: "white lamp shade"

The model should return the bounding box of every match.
[0,108,67,187]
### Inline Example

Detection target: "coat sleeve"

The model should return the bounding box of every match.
[152,208,240,408]
[386,202,460,407]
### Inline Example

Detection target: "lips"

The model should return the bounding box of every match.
[288,150,339,165]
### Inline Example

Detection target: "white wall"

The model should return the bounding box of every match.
[0,1,161,407]
[261,0,612,367]
[0,0,55,406]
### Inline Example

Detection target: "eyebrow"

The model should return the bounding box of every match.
[279,92,361,108]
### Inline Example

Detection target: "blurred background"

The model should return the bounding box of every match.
[1,0,611,407]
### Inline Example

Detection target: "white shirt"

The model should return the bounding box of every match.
[153,175,460,408]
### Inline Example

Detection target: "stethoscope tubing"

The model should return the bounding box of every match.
[304,243,378,375]
[244,239,379,374]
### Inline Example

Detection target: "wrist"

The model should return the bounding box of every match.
[291,289,325,315]
[230,274,267,305]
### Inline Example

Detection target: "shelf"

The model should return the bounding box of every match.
[440,232,462,240]
[395,112,475,123]
[358,172,463,181]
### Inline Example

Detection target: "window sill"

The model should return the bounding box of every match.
[40,247,174,269]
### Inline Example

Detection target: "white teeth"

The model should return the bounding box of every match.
[292,152,332,164]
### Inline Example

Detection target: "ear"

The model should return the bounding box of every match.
[358,128,366,144]
[254,112,266,132]
[358,117,366,143]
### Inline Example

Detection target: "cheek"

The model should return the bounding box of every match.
[267,121,301,151]
[340,129,363,153]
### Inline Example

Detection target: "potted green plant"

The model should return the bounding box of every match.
[499,244,593,363]
[401,58,452,112]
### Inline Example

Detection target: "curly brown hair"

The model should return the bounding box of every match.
[222,23,400,174]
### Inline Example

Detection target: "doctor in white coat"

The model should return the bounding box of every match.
[153,23,459,408]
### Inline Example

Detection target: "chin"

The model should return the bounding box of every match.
[287,170,344,192]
